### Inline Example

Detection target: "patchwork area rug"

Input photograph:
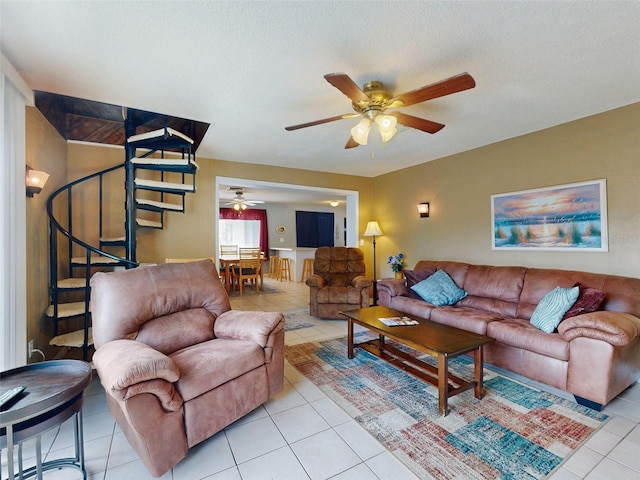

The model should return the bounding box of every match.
[285,336,609,480]
[283,308,316,331]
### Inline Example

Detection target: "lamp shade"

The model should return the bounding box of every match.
[351,118,371,145]
[25,165,50,197]
[417,202,430,218]
[374,115,398,143]
[363,221,383,237]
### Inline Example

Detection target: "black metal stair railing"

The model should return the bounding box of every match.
[45,125,198,361]
[46,163,138,360]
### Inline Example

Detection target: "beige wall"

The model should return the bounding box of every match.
[371,103,640,279]
[25,107,68,359]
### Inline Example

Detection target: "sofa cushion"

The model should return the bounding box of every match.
[562,282,606,320]
[317,286,363,304]
[402,268,436,299]
[430,306,508,335]
[487,319,570,361]
[411,269,468,306]
[171,338,264,402]
[313,247,366,287]
[530,286,579,333]
[388,295,435,319]
[462,265,526,303]
[136,308,215,355]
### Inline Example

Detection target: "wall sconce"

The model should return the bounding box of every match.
[26,165,50,197]
[329,201,340,207]
[417,202,430,218]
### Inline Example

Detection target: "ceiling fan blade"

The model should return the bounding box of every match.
[389,72,476,107]
[391,112,445,134]
[345,136,359,149]
[285,114,354,131]
[324,73,370,105]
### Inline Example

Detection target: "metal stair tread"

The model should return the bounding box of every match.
[46,301,89,318]
[50,328,93,349]
[127,127,193,145]
[71,255,123,265]
[136,218,163,228]
[131,157,199,170]
[136,198,183,211]
[100,235,126,243]
[134,178,195,192]
[57,278,87,289]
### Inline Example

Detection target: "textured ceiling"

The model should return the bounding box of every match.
[2,1,639,178]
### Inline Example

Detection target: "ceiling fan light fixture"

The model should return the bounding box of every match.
[351,118,371,145]
[374,114,398,143]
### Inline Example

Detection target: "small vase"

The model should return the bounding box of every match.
[395,271,403,279]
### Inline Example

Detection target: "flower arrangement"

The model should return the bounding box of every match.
[387,253,405,272]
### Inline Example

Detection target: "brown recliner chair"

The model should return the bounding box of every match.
[90,259,284,477]
[305,246,372,319]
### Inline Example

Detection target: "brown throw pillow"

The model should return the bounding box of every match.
[562,282,606,320]
[403,268,436,299]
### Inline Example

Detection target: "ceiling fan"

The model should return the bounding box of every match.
[285,72,476,148]
[223,187,265,211]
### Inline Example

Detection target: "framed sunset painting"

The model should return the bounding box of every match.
[491,179,608,252]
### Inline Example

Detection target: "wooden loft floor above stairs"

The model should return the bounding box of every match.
[34,90,210,150]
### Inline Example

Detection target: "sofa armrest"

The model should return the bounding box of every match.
[305,274,326,288]
[214,310,284,347]
[558,311,640,346]
[94,339,180,390]
[94,339,183,412]
[351,275,372,289]
[116,379,183,412]
[377,278,406,297]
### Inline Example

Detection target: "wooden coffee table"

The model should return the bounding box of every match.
[340,305,494,416]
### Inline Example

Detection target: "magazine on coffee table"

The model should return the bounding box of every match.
[378,316,419,327]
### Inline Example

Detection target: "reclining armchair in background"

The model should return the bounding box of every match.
[305,246,371,319]
[90,259,285,477]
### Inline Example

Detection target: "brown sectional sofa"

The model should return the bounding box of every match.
[377,260,640,409]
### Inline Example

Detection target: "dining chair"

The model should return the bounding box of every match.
[165,257,215,264]
[220,245,239,256]
[218,245,239,288]
[239,247,261,259]
[232,256,261,295]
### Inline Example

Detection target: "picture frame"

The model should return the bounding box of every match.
[491,179,608,252]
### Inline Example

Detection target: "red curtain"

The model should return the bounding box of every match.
[219,208,269,258]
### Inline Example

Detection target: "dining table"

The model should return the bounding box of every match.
[219,254,266,293]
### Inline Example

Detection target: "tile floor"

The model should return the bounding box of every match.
[3,278,640,479]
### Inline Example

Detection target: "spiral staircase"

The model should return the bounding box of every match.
[37,92,209,360]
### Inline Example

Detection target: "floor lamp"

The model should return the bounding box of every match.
[363,221,384,306]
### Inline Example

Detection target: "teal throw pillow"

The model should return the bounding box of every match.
[530,286,579,334]
[410,269,467,306]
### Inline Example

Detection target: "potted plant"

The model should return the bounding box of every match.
[387,253,405,278]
